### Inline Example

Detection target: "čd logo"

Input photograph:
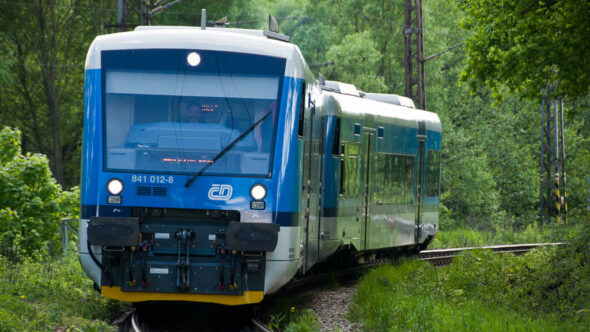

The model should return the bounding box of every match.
[208,184,233,200]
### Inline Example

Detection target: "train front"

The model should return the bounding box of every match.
[79,28,302,305]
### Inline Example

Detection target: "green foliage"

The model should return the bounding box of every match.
[351,222,590,331]
[432,218,581,249]
[0,127,78,258]
[276,0,585,229]
[458,0,590,99]
[284,310,322,332]
[269,312,286,332]
[325,32,388,92]
[150,0,266,29]
[0,0,588,229]
[280,0,406,93]
[440,119,503,229]
[558,110,590,211]
[0,252,122,331]
[0,126,20,164]
[263,291,316,332]
[0,0,93,186]
[431,227,488,248]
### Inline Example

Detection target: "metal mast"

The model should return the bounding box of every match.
[111,0,183,30]
[540,84,567,225]
[403,0,425,110]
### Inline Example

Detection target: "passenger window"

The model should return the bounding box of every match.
[342,142,361,198]
[425,150,441,197]
[374,153,415,205]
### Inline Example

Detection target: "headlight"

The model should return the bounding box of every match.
[107,178,124,195]
[187,52,201,66]
[250,184,267,201]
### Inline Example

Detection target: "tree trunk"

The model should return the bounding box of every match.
[34,0,65,185]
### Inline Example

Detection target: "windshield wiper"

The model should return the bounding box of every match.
[185,110,273,187]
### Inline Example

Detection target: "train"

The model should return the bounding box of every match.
[78,24,441,306]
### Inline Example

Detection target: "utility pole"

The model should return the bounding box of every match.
[117,0,126,31]
[111,0,141,31]
[139,0,149,25]
[559,97,568,224]
[403,0,425,109]
[540,84,567,225]
[110,1,183,30]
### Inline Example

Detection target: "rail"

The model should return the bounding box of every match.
[118,304,272,331]
[419,242,565,266]
[251,318,274,332]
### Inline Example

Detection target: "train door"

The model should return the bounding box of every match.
[303,96,320,272]
[415,121,426,243]
[315,117,326,252]
[361,129,375,250]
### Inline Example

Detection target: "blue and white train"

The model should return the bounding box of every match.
[79,25,441,305]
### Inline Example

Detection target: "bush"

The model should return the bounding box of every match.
[0,127,78,258]
[351,221,590,331]
[440,122,504,230]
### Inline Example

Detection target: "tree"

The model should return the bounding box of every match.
[0,0,112,186]
[458,0,590,99]
[325,32,388,92]
[142,0,264,28]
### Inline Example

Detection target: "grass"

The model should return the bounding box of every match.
[349,222,590,331]
[264,289,323,332]
[267,218,589,331]
[3,219,574,332]
[430,218,580,249]
[351,259,589,331]
[0,247,124,331]
[282,309,322,332]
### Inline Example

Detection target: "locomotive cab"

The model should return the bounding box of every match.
[79,27,308,305]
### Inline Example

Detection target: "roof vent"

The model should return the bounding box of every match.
[321,80,360,97]
[363,93,416,108]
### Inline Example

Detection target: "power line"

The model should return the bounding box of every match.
[424,42,463,62]
[0,1,117,12]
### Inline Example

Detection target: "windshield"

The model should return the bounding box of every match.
[102,49,285,177]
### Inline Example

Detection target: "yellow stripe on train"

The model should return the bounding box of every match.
[101,286,264,305]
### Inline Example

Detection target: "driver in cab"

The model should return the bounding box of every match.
[181,103,221,124]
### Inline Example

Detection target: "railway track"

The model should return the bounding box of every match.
[282,242,565,291]
[119,242,564,331]
[119,301,273,332]
[419,242,565,266]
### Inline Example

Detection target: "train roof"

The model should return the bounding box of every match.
[325,92,442,132]
[84,26,309,79]
[85,26,439,132]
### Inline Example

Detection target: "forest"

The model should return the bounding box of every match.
[1,0,588,232]
[0,0,588,330]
